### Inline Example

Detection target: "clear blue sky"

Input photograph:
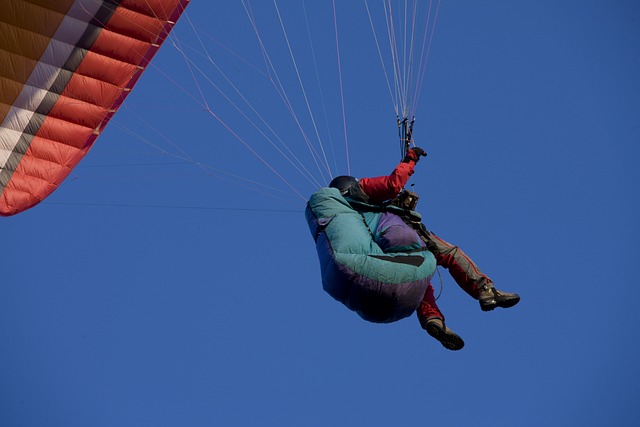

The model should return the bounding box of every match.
[2,1,639,426]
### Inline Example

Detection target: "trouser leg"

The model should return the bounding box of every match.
[416,283,465,350]
[420,230,493,299]
[417,283,444,323]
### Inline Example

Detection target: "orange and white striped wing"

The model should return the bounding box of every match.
[0,0,189,216]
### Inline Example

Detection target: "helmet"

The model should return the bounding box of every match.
[329,175,359,194]
[329,175,369,203]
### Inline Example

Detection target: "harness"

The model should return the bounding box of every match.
[345,189,432,254]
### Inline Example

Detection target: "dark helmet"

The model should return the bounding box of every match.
[329,175,369,203]
[329,175,358,194]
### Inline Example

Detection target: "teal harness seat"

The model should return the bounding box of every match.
[305,187,437,323]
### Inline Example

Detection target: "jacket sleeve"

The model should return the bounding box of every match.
[359,161,415,203]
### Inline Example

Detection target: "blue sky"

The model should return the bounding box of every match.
[2,1,639,426]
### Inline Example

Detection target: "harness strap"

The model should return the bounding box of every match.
[369,254,424,267]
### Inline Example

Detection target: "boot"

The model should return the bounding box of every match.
[421,317,464,351]
[478,285,520,312]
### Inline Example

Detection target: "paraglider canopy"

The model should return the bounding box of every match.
[0,0,189,216]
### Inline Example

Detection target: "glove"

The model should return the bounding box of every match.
[403,147,427,163]
[412,147,427,157]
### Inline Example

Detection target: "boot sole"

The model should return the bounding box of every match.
[426,323,465,351]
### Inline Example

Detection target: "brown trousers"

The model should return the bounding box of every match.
[413,223,494,322]
[419,228,493,299]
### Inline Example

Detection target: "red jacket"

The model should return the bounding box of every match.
[359,160,415,203]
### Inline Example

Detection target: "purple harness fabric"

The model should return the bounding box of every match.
[375,212,424,253]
